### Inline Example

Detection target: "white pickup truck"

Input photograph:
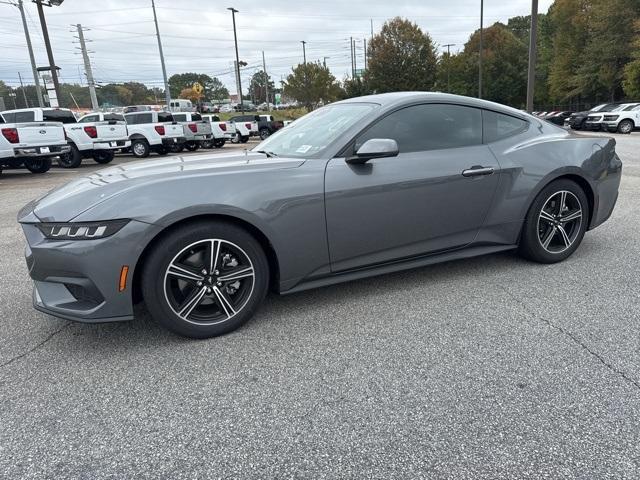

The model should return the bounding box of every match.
[1,108,129,168]
[124,111,186,158]
[170,112,213,153]
[229,114,258,143]
[201,114,236,148]
[0,113,69,174]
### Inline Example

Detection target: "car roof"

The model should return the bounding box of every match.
[334,92,530,120]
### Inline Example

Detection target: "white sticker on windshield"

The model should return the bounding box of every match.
[296,145,312,153]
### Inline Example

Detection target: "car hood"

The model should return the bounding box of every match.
[19,151,305,223]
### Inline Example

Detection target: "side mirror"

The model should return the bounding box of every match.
[346,138,399,164]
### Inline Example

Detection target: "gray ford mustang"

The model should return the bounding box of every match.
[18,93,622,338]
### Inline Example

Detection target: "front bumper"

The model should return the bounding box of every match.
[13,144,70,158]
[21,219,162,323]
[601,122,619,132]
[583,122,603,131]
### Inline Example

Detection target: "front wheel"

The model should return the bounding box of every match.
[141,221,269,338]
[170,144,185,153]
[131,139,150,158]
[201,140,214,149]
[214,139,225,148]
[259,128,270,140]
[240,135,249,144]
[617,119,634,134]
[93,150,115,164]
[24,157,52,174]
[518,179,588,263]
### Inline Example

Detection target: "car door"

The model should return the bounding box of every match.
[324,103,501,272]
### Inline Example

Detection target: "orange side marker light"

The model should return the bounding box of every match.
[119,265,129,292]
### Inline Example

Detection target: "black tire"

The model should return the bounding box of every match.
[259,128,270,140]
[57,144,82,168]
[93,150,115,164]
[185,141,200,152]
[240,135,249,144]
[231,133,240,144]
[24,157,52,174]
[617,119,634,134]
[518,179,589,264]
[214,139,225,148]
[156,147,169,156]
[141,221,269,338]
[170,144,185,153]
[131,139,150,158]
[201,140,214,149]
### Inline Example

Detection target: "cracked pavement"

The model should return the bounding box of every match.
[1,136,639,479]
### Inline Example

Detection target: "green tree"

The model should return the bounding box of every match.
[343,76,372,98]
[283,62,343,110]
[249,70,275,104]
[623,19,640,98]
[367,17,437,93]
[168,73,228,101]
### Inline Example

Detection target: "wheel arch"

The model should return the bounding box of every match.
[521,171,596,232]
[128,133,148,142]
[131,213,281,305]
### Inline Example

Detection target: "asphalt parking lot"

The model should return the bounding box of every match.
[1,133,639,478]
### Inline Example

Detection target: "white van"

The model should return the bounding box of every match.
[168,99,195,113]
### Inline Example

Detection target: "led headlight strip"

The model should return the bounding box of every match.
[36,219,130,240]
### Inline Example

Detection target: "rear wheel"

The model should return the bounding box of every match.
[24,157,51,174]
[142,221,269,338]
[617,119,634,134]
[170,144,185,153]
[93,150,115,164]
[201,140,214,149]
[131,139,150,158]
[259,128,270,140]
[57,145,82,168]
[185,141,200,152]
[240,135,249,144]
[519,179,588,263]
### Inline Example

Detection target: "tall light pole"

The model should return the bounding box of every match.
[76,24,98,110]
[443,43,456,92]
[34,0,63,107]
[262,50,270,111]
[526,0,539,112]
[0,0,46,106]
[228,7,243,114]
[151,0,171,109]
[301,40,307,65]
[478,0,484,99]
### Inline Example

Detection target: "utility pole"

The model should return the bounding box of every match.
[370,19,373,37]
[443,43,455,92]
[363,39,367,70]
[18,72,28,107]
[76,24,99,110]
[9,0,44,106]
[301,40,307,65]
[35,0,61,107]
[526,0,539,113]
[262,50,270,111]
[151,0,171,109]
[478,0,484,99]
[323,57,329,68]
[228,7,243,114]
[353,39,357,76]
[350,37,354,78]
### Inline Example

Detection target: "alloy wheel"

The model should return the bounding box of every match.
[163,239,255,325]
[536,190,583,254]
[133,143,146,156]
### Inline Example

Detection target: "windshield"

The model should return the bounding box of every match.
[622,104,640,111]
[253,103,377,158]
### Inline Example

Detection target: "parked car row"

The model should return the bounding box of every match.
[0,106,270,174]
[533,103,640,134]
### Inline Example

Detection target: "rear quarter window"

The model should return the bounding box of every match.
[173,114,187,121]
[104,114,124,122]
[482,110,529,143]
[15,111,35,122]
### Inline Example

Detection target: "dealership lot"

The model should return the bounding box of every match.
[1,133,639,478]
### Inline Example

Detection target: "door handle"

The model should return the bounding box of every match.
[462,166,494,177]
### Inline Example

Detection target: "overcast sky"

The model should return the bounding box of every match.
[1,0,554,94]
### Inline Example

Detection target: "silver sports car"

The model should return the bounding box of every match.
[18,93,622,338]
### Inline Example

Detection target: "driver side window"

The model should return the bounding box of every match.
[356,103,482,154]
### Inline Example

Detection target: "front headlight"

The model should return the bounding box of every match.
[603,115,619,121]
[36,219,129,240]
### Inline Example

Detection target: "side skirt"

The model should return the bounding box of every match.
[281,244,517,295]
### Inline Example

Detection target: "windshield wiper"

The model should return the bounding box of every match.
[255,150,278,158]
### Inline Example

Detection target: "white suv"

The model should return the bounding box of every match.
[601,103,640,134]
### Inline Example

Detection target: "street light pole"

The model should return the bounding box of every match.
[478,0,483,99]
[228,7,244,114]
[443,43,456,92]
[35,0,61,106]
[301,40,307,65]
[526,0,539,112]
[151,0,171,109]
[262,50,270,112]
[5,0,45,106]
